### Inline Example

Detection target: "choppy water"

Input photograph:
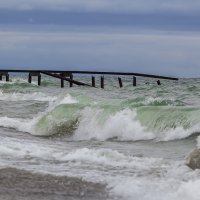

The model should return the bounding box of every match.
[0,75,200,200]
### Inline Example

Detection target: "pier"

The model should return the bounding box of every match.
[0,69,178,88]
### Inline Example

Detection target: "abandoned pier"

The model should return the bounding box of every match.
[0,70,178,88]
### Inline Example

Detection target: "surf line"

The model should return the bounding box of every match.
[0,69,178,89]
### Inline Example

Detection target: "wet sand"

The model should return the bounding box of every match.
[0,168,109,200]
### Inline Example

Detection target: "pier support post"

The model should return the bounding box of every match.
[0,72,9,81]
[38,74,41,86]
[118,77,123,88]
[60,73,73,88]
[157,80,161,85]
[28,74,32,83]
[6,74,9,82]
[70,74,73,87]
[60,73,65,88]
[101,76,104,89]
[92,76,95,87]
[133,76,136,86]
[61,79,64,88]
[28,72,41,86]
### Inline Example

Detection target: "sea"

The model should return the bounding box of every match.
[0,74,200,200]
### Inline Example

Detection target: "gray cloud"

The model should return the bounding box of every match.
[1,0,200,14]
[0,28,200,77]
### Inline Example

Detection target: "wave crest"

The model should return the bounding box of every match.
[0,92,200,142]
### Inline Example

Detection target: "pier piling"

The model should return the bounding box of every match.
[133,76,136,86]
[28,72,41,86]
[28,74,32,83]
[92,76,95,87]
[118,77,123,88]
[6,74,9,82]
[61,79,64,88]
[0,72,9,82]
[70,74,73,87]
[101,76,104,89]
[38,74,41,86]
[60,73,65,88]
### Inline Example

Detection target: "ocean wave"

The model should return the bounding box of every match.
[0,90,57,102]
[0,138,199,200]
[0,79,38,88]
[0,141,162,169]
[0,92,200,141]
[122,97,185,107]
[0,94,79,136]
[0,77,55,89]
[72,107,200,141]
[110,171,200,200]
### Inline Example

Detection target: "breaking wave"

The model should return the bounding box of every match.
[0,91,200,142]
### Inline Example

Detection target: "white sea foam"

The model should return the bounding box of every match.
[0,90,57,102]
[0,116,35,133]
[144,96,176,105]
[0,141,199,200]
[157,125,200,141]
[0,104,198,141]
[73,108,155,141]
[57,148,162,169]
[0,143,160,169]
[59,95,78,104]
[73,107,200,141]
[0,94,78,135]
[0,79,39,86]
[110,175,200,200]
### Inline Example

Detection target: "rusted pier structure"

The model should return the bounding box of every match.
[0,69,178,88]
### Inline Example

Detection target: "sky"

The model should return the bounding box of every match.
[1,0,200,77]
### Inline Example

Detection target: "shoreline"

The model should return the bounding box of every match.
[0,167,109,200]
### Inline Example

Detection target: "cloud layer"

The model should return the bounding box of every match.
[1,0,200,14]
[0,28,199,77]
[0,1,199,77]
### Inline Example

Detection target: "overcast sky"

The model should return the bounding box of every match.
[1,0,200,77]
